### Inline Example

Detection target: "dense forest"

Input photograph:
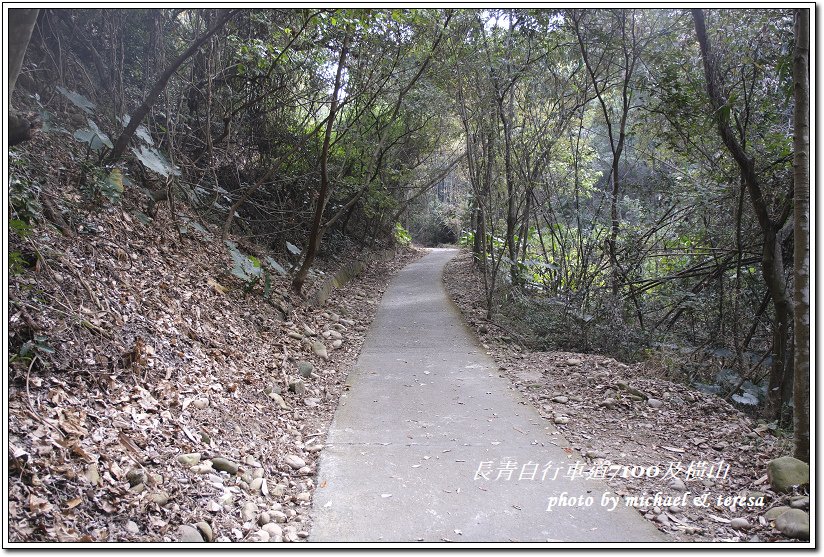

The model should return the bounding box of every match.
[5,7,811,543]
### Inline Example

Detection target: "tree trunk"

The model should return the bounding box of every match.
[609,158,622,295]
[792,7,810,462]
[692,8,793,421]
[8,9,39,146]
[572,9,635,296]
[106,9,236,164]
[291,34,350,295]
[500,100,519,286]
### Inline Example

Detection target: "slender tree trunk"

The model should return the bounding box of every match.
[481,126,496,315]
[692,8,793,421]
[608,158,622,295]
[572,9,635,296]
[519,190,532,264]
[8,9,39,146]
[106,9,235,164]
[292,34,350,294]
[499,97,519,286]
[792,7,810,462]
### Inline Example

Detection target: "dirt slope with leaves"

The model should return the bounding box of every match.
[6,194,421,542]
[443,251,805,543]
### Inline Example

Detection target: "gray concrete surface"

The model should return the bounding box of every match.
[309,248,667,543]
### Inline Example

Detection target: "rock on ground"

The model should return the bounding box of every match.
[774,509,810,540]
[767,456,809,493]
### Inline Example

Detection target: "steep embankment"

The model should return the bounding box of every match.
[7,202,421,543]
[443,250,805,543]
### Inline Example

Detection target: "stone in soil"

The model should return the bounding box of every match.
[647,398,664,409]
[178,524,205,542]
[774,509,810,539]
[789,495,810,510]
[195,521,214,542]
[249,477,264,493]
[126,468,144,487]
[262,523,283,539]
[211,457,239,475]
[765,506,792,520]
[289,379,306,396]
[177,452,201,467]
[241,501,258,522]
[767,456,809,493]
[312,341,328,360]
[147,491,169,505]
[269,392,289,409]
[729,518,751,530]
[297,361,314,378]
[284,454,306,469]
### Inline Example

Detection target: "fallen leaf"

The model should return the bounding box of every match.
[29,494,54,514]
[207,277,226,295]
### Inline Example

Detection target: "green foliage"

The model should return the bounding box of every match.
[9,177,42,224]
[79,165,125,206]
[458,230,474,248]
[20,335,55,358]
[11,334,56,366]
[393,222,412,246]
[225,240,281,300]
[9,251,30,276]
[226,240,263,283]
[9,219,33,237]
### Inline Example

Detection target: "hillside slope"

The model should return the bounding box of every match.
[7,198,420,542]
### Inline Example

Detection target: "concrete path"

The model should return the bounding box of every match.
[309,248,666,543]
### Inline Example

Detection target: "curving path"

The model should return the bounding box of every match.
[309,248,666,543]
